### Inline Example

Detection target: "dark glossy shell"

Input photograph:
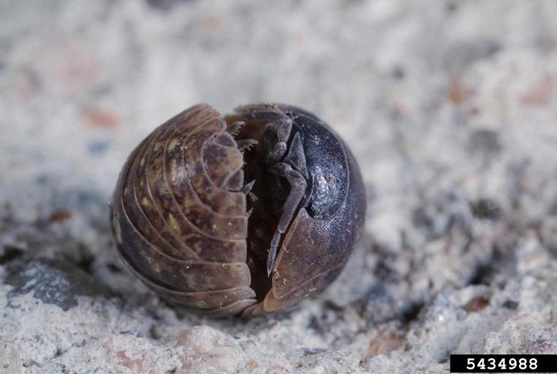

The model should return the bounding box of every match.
[110,103,366,317]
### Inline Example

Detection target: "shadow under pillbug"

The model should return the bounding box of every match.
[110,103,366,317]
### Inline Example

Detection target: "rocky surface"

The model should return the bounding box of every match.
[1,0,557,372]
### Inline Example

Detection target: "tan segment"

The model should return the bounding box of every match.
[182,121,246,216]
[203,141,244,188]
[164,122,247,241]
[131,122,201,260]
[113,128,192,262]
[116,192,251,292]
[143,282,256,311]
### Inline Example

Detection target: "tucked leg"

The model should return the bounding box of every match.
[282,132,309,179]
[266,162,307,275]
[262,118,293,165]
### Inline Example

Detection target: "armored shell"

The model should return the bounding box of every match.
[110,103,366,317]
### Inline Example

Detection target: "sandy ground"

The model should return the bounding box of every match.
[1,0,557,373]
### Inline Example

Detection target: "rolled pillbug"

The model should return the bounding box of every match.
[110,103,366,317]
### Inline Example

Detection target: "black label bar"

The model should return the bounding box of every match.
[450,354,557,373]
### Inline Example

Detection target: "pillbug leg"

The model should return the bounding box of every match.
[236,138,258,152]
[241,180,255,194]
[226,120,245,136]
[282,132,309,179]
[266,163,307,275]
[262,118,293,165]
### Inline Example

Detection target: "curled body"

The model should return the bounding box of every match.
[110,103,366,317]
